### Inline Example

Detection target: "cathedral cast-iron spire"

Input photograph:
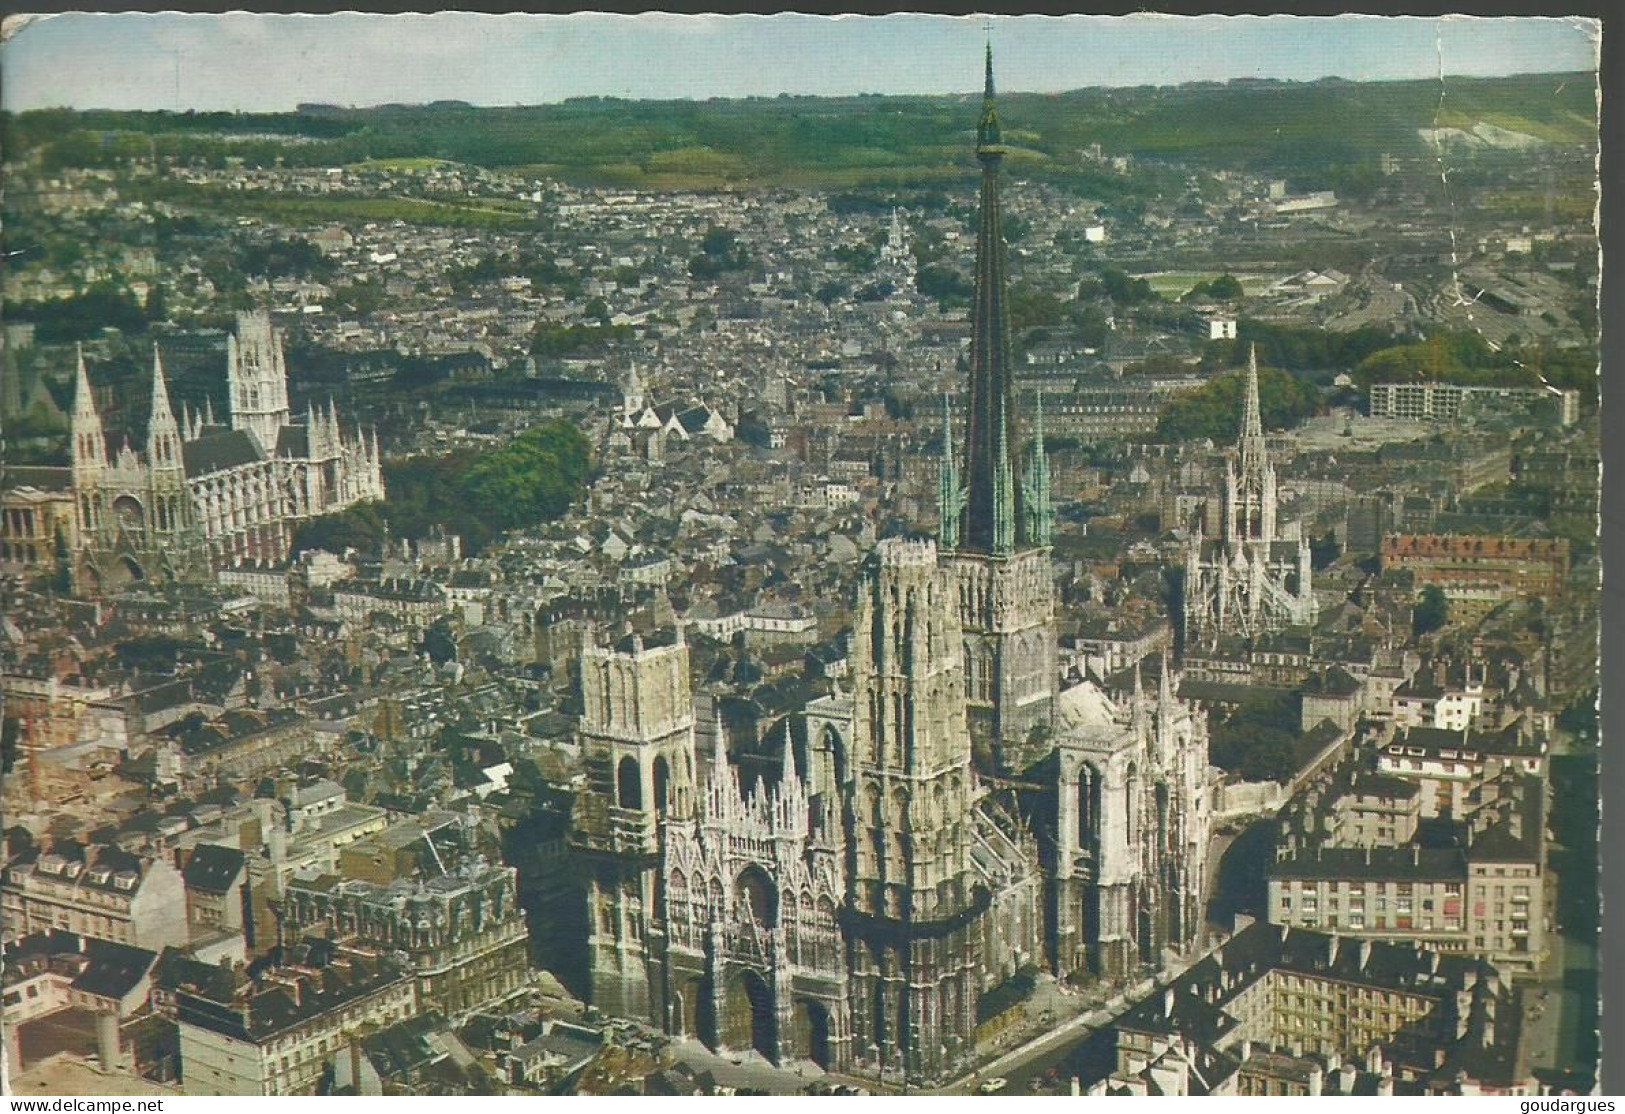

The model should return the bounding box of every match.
[959,41,1026,556]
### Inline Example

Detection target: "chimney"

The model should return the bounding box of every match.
[1308,1066,1323,1097]
[1358,939,1372,971]
[1339,1064,1358,1094]
[1163,988,1175,1018]
[1239,1040,1252,1063]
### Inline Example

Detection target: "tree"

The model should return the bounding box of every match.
[815,280,848,306]
[423,620,458,664]
[1183,273,1244,302]
[1155,364,1318,443]
[1310,532,1340,570]
[144,282,168,322]
[1413,585,1449,636]
[1239,729,1298,784]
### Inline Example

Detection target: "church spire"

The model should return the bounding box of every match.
[1023,390,1053,547]
[72,344,108,474]
[779,717,797,787]
[937,391,964,549]
[977,39,1002,156]
[147,345,182,472]
[712,704,729,784]
[960,43,1024,555]
[1229,343,1277,545]
[1240,343,1265,456]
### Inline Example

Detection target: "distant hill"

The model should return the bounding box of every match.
[4,71,1595,191]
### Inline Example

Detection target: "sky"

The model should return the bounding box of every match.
[0,12,1600,113]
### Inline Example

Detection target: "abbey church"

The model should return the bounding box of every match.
[64,310,384,591]
[565,53,1217,1085]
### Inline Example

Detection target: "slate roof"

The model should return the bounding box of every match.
[1271,845,1467,883]
[4,465,73,492]
[2,932,158,1003]
[182,843,246,894]
[183,429,265,476]
[72,939,160,1000]
[275,424,311,458]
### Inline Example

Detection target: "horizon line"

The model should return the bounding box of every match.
[8,65,1598,116]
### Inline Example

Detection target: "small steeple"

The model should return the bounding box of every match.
[147,345,182,471]
[1023,390,1053,547]
[72,344,108,473]
[937,391,964,549]
[780,717,797,786]
[992,392,1016,555]
[712,704,729,783]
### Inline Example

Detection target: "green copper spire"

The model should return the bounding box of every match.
[1023,390,1053,547]
[961,44,1023,556]
[938,392,965,549]
[977,41,1003,157]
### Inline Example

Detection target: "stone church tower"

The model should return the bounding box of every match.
[563,49,1213,1084]
[844,538,981,1081]
[70,345,209,589]
[227,309,293,454]
[570,628,699,1018]
[1182,346,1317,644]
[938,46,1058,776]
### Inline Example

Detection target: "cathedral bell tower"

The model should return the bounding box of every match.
[143,346,206,573]
[938,45,1058,775]
[227,310,292,454]
[71,346,108,542]
[843,538,981,1082]
[570,627,699,1021]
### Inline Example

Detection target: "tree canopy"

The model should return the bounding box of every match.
[292,419,591,558]
[1154,364,1319,443]
[1413,585,1449,636]
[1209,694,1302,784]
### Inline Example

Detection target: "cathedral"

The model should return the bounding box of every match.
[1180,346,1318,646]
[67,310,384,591]
[565,51,1216,1085]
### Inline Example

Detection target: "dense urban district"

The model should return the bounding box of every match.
[0,60,1600,1099]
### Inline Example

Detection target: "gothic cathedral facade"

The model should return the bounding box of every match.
[568,52,1217,1086]
[69,310,384,592]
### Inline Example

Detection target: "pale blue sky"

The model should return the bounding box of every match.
[1,12,1599,113]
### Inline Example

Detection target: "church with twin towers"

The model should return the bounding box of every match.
[566,50,1216,1085]
[65,309,384,592]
